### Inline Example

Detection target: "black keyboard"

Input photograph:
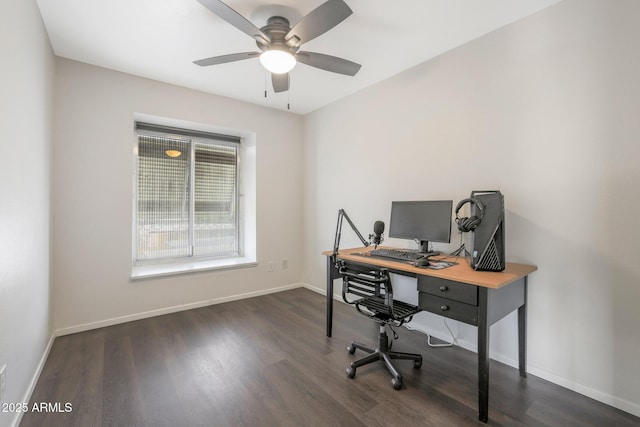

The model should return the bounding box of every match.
[369,248,425,261]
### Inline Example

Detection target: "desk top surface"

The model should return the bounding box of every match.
[323,246,537,289]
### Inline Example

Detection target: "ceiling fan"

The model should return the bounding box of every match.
[193,0,362,93]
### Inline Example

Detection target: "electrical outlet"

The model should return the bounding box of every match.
[0,364,6,401]
[282,258,288,270]
[267,261,274,272]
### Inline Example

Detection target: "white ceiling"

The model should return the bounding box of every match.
[36,0,560,115]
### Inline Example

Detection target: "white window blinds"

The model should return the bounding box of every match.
[134,123,240,263]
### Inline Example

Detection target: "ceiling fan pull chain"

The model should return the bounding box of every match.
[264,71,268,98]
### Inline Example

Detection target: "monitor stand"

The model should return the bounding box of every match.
[419,240,440,257]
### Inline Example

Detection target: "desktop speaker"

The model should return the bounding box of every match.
[469,190,505,272]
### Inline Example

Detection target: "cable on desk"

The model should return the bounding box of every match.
[417,235,469,264]
[433,252,460,264]
[450,232,471,257]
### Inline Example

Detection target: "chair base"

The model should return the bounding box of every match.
[346,327,422,390]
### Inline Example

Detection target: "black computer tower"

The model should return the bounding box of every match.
[470,190,505,271]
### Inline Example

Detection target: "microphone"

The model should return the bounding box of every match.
[371,221,385,248]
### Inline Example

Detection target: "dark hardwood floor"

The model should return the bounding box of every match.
[21,288,639,427]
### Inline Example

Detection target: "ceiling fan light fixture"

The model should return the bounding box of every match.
[260,49,296,74]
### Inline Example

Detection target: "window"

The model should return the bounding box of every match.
[134,122,242,267]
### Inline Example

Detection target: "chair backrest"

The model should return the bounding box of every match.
[339,261,394,319]
[339,261,421,326]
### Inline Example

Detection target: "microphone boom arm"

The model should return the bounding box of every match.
[332,209,370,262]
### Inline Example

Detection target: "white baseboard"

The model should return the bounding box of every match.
[22,283,640,422]
[427,330,640,418]
[301,283,327,296]
[525,365,640,418]
[55,283,304,337]
[312,285,640,419]
[11,333,56,427]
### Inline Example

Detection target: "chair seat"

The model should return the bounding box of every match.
[356,295,422,322]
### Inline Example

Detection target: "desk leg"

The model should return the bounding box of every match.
[326,257,335,337]
[518,276,528,378]
[478,288,490,423]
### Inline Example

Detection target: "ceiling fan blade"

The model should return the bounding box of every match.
[197,0,270,45]
[285,0,352,46]
[296,51,361,76]
[272,73,290,93]
[193,52,260,67]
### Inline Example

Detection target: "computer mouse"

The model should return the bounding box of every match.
[414,258,431,267]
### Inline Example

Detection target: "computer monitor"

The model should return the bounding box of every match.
[388,200,453,254]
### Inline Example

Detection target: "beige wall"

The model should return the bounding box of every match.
[0,1,53,426]
[51,59,304,332]
[302,0,640,416]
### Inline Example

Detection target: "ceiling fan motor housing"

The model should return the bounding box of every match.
[257,16,300,54]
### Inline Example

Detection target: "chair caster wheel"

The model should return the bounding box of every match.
[392,378,402,390]
[347,345,356,355]
[346,367,356,378]
[414,358,423,369]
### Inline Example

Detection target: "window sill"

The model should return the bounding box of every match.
[131,256,257,280]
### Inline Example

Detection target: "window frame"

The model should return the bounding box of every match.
[131,120,254,278]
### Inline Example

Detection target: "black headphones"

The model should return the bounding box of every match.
[455,197,485,233]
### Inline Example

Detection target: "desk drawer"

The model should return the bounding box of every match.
[417,276,478,305]
[418,293,479,326]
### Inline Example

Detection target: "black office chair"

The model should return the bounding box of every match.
[339,261,423,389]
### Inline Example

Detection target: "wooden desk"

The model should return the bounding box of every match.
[323,247,537,423]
